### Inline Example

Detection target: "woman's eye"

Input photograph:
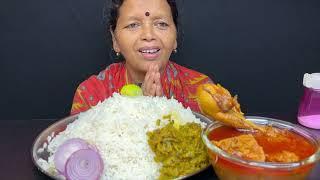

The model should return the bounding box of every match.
[155,22,169,30]
[125,23,140,29]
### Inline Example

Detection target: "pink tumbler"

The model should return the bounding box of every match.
[298,73,320,129]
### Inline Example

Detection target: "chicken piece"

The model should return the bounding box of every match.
[263,126,282,137]
[213,134,266,162]
[196,83,265,132]
[257,126,290,143]
[255,125,294,155]
[266,150,299,163]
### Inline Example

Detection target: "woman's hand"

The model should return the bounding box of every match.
[142,64,163,96]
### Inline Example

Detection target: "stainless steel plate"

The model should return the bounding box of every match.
[31,112,212,180]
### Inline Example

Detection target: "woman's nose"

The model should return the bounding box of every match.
[141,24,156,42]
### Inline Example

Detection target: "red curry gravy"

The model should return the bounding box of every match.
[208,126,316,161]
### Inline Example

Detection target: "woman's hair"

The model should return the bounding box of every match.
[108,0,179,32]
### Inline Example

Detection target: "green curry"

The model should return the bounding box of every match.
[147,115,209,180]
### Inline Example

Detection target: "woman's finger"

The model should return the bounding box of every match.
[143,71,155,96]
[142,71,150,95]
[150,83,156,96]
[155,72,163,96]
[156,84,162,96]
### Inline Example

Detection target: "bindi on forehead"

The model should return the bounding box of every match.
[145,11,150,16]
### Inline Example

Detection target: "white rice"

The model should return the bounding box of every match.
[37,93,206,180]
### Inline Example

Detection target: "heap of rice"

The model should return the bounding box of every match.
[37,93,206,180]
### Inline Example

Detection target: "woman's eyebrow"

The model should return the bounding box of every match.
[151,14,170,20]
[124,15,142,21]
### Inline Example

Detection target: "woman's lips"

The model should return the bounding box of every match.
[138,47,161,60]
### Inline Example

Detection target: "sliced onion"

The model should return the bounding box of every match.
[65,149,103,180]
[54,138,90,174]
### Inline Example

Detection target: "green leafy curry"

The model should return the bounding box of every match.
[147,113,209,179]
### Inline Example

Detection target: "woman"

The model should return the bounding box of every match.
[71,0,213,115]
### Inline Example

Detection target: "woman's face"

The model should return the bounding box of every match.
[112,0,177,74]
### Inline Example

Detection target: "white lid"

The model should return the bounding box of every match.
[303,73,320,89]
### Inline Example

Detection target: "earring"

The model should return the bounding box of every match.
[116,52,120,56]
[173,49,177,53]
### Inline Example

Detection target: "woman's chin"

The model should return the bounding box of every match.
[127,59,167,73]
[143,61,160,69]
[147,60,167,68]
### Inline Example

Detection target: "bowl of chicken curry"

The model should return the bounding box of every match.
[196,83,320,180]
[202,117,320,180]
